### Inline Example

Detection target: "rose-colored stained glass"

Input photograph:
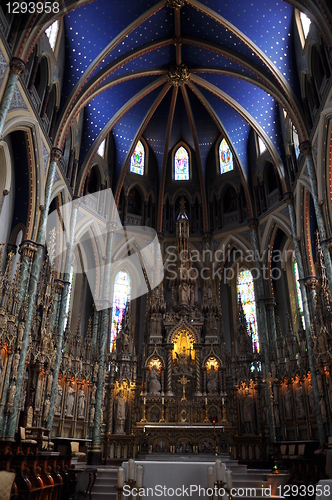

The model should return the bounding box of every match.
[219,138,233,174]
[130,140,145,175]
[174,146,189,180]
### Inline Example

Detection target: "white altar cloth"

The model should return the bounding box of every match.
[122,460,217,500]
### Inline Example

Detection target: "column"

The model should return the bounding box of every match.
[6,148,61,438]
[248,218,275,442]
[91,223,115,461]
[71,159,79,191]
[195,344,202,396]
[0,58,26,138]
[300,141,332,301]
[47,196,79,433]
[18,241,37,309]
[284,192,325,444]
[166,346,173,396]
[91,305,100,351]
[265,298,277,344]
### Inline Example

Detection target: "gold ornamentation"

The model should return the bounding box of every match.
[166,0,186,8]
[283,192,293,205]
[167,64,190,87]
[299,140,311,157]
[50,148,62,163]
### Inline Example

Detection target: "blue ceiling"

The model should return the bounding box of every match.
[60,0,303,190]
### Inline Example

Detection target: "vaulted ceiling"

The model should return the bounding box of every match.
[25,0,315,210]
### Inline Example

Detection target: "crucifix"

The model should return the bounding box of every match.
[178,375,189,401]
[263,372,278,402]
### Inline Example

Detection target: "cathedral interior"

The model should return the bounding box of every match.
[1,0,332,497]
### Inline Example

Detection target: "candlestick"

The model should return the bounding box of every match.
[115,486,123,500]
[221,463,226,482]
[207,465,214,489]
[136,465,143,488]
[117,467,124,488]
[128,459,135,481]
[225,469,233,489]
[215,460,222,481]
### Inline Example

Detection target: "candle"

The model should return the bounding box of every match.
[221,463,226,482]
[117,467,124,488]
[207,466,214,489]
[128,459,135,480]
[222,397,225,405]
[162,397,164,405]
[225,470,233,489]
[143,397,146,405]
[205,397,208,405]
[136,465,143,488]
[215,460,222,481]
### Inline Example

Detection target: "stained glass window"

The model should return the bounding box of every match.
[293,260,306,329]
[258,137,266,155]
[219,138,233,174]
[45,21,59,51]
[97,139,105,158]
[174,146,189,180]
[130,140,145,175]
[237,269,259,351]
[292,125,300,159]
[300,12,311,39]
[111,271,131,350]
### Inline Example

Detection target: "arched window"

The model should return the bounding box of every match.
[219,138,233,174]
[174,146,189,180]
[97,139,106,158]
[293,259,306,329]
[237,269,259,351]
[45,20,59,51]
[300,12,311,40]
[130,140,145,175]
[111,271,131,350]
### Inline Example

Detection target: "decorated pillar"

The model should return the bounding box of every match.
[18,241,37,309]
[166,345,173,396]
[265,298,277,344]
[300,141,332,301]
[284,192,325,444]
[195,344,202,396]
[248,218,275,442]
[0,58,26,138]
[304,276,318,323]
[47,196,79,433]
[6,148,62,438]
[91,223,115,461]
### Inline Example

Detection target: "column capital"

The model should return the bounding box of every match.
[166,0,186,8]
[304,276,318,290]
[54,279,65,295]
[10,58,26,77]
[248,218,258,230]
[299,140,312,157]
[50,147,63,164]
[283,192,293,205]
[19,240,38,258]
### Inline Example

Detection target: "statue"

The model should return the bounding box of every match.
[66,382,75,417]
[93,362,99,381]
[46,372,53,395]
[27,406,33,427]
[294,376,305,418]
[174,346,193,376]
[284,385,292,419]
[190,285,195,307]
[91,384,96,403]
[55,382,63,414]
[241,388,254,434]
[115,388,126,434]
[179,282,189,304]
[78,387,86,418]
[8,381,16,406]
[90,406,95,424]
[35,377,43,410]
[320,397,327,423]
[207,366,218,394]
[43,398,50,421]
[12,353,20,379]
[274,405,280,428]
[148,365,161,395]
